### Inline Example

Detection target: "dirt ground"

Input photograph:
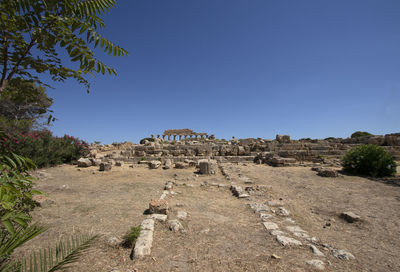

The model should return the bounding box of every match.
[15,162,400,272]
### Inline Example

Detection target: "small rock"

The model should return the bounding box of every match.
[175,162,189,169]
[263,222,279,230]
[306,259,325,270]
[317,168,338,177]
[271,254,281,259]
[148,214,167,222]
[278,207,290,216]
[276,235,302,246]
[177,211,187,220]
[163,159,172,169]
[115,161,123,166]
[309,244,325,257]
[134,230,153,258]
[59,184,70,190]
[77,158,91,167]
[332,249,355,260]
[168,219,183,232]
[149,160,161,169]
[32,195,55,207]
[106,236,122,248]
[270,230,286,236]
[340,211,361,223]
[149,199,168,214]
[99,162,112,171]
[140,218,155,231]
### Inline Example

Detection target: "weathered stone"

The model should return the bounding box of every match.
[306,259,325,270]
[77,158,91,167]
[175,162,189,169]
[133,230,153,258]
[270,230,286,236]
[286,226,306,233]
[309,244,325,257]
[115,161,123,166]
[198,159,217,174]
[140,218,155,231]
[332,249,355,260]
[149,160,161,169]
[317,168,338,177]
[249,203,269,213]
[168,219,183,232]
[276,235,302,246]
[340,211,361,223]
[149,199,168,214]
[164,159,172,169]
[106,236,122,248]
[271,254,281,259]
[231,185,244,197]
[164,181,174,190]
[32,195,55,207]
[90,158,102,166]
[263,222,279,230]
[148,213,167,222]
[177,210,188,220]
[278,207,290,216]
[99,162,111,171]
[276,134,291,143]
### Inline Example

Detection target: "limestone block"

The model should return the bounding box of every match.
[133,230,153,258]
[77,158,91,167]
[198,159,217,174]
[99,162,112,171]
[149,199,168,214]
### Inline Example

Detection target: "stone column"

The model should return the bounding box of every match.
[179,135,182,140]
[151,134,154,139]
[173,135,176,141]
[163,135,166,140]
[157,134,160,139]
[168,135,171,141]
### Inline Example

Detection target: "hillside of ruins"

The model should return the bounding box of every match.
[14,130,400,272]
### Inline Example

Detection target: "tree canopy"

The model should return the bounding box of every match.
[0,0,128,93]
[0,78,53,133]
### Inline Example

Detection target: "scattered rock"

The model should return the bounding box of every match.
[32,195,55,207]
[148,214,167,222]
[99,162,112,171]
[276,235,302,246]
[177,210,188,220]
[140,218,155,231]
[317,168,338,177]
[59,184,70,190]
[340,211,361,223]
[332,249,355,260]
[278,207,290,216]
[263,222,279,230]
[77,158,91,167]
[309,244,325,257]
[249,203,269,213]
[163,159,172,169]
[115,161,123,166]
[270,230,286,236]
[306,259,325,270]
[149,160,161,169]
[149,199,168,214]
[175,162,189,169]
[164,181,174,190]
[168,219,183,232]
[198,159,217,174]
[134,230,153,258]
[271,254,281,259]
[106,236,122,248]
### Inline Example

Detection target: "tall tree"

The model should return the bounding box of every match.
[0,0,128,93]
[0,77,53,134]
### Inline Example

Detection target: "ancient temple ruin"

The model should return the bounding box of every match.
[151,129,209,141]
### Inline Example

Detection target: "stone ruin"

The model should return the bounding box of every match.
[151,129,209,141]
[91,132,400,168]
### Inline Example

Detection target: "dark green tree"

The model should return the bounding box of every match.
[0,78,53,133]
[0,0,128,93]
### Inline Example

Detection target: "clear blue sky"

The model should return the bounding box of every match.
[47,0,400,144]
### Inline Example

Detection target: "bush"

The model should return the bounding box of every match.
[351,131,372,138]
[122,226,141,248]
[0,130,89,168]
[139,138,154,144]
[342,144,397,177]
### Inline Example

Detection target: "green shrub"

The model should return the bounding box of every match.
[139,138,154,144]
[342,144,397,177]
[0,130,89,168]
[351,131,373,138]
[122,226,141,248]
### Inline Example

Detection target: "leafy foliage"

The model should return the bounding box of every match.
[0,152,41,235]
[0,78,53,134]
[0,130,89,168]
[0,0,128,93]
[122,226,141,248]
[342,144,397,177]
[139,138,155,144]
[351,131,373,138]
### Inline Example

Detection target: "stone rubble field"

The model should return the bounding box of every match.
[16,157,400,272]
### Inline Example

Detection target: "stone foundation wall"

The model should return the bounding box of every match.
[93,133,400,165]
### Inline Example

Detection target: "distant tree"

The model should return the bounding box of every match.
[351,131,373,138]
[0,0,128,93]
[0,78,53,133]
